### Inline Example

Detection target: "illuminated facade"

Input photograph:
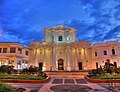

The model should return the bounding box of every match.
[30,26,120,71]
[91,41,120,69]
[0,26,120,71]
[0,42,29,69]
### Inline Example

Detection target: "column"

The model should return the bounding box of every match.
[75,46,78,70]
[35,48,38,67]
[67,45,71,71]
[21,60,23,69]
[1,48,3,53]
[23,61,26,69]
[14,59,17,69]
[21,59,23,69]
[83,48,87,70]
[16,47,18,54]
[55,48,58,70]
[43,47,46,71]
[7,47,10,53]
[50,46,55,71]
[53,47,56,70]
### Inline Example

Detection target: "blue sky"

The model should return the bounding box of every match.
[0,0,120,45]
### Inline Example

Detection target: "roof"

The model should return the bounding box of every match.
[0,42,30,48]
[46,25,75,31]
[0,42,19,43]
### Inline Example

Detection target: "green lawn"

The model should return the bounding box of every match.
[0,73,46,80]
[91,74,120,79]
[0,83,15,92]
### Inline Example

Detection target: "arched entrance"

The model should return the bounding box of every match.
[58,59,64,70]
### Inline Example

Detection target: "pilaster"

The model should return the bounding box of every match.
[75,46,78,70]
[35,48,38,67]
[83,47,87,70]
[43,47,46,71]
[67,45,71,71]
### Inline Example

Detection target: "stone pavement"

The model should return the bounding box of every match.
[9,83,44,92]
[39,78,110,92]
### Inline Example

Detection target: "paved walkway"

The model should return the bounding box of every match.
[39,78,110,92]
[9,83,44,92]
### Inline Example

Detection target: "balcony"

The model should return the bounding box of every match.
[0,53,29,58]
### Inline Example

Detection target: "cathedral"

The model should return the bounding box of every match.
[30,26,120,71]
[0,26,120,71]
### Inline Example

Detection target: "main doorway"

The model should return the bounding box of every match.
[58,59,64,70]
[78,62,82,70]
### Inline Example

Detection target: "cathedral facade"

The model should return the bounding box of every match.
[29,26,120,71]
[0,26,120,71]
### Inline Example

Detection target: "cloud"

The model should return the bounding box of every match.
[64,19,95,41]
[0,0,120,45]
[103,25,120,39]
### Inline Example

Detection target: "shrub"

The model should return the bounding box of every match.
[28,66,38,74]
[0,83,15,92]
[0,73,45,80]
[91,74,120,79]
[89,68,103,76]
[115,67,120,74]
[22,68,29,74]
[0,65,7,73]
[0,65,15,74]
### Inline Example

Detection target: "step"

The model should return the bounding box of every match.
[45,71,89,78]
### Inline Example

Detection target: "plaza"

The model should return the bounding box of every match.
[10,78,120,92]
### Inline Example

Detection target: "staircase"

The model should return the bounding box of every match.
[45,71,89,78]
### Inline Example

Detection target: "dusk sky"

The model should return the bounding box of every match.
[0,0,120,45]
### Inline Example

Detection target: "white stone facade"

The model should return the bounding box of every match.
[30,26,120,71]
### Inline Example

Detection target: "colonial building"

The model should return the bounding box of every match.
[91,41,120,69]
[0,26,120,71]
[0,42,29,69]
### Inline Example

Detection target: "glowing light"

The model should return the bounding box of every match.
[67,35,70,41]
[81,48,84,54]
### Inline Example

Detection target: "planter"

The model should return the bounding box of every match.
[85,75,120,83]
[0,76,50,83]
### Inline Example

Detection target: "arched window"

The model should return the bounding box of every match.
[58,36,62,41]
[112,48,115,55]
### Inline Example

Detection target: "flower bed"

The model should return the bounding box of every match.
[0,73,50,83]
[0,73,45,80]
[85,75,120,83]
[0,76,50,83]
[90,74,120,79]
